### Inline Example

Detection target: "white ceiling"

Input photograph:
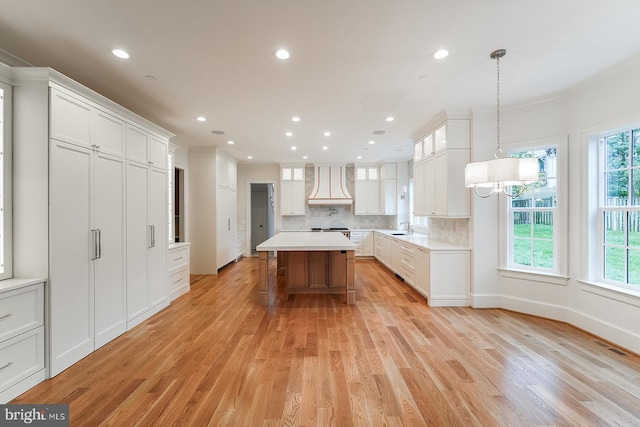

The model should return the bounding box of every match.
[2,0,640,164]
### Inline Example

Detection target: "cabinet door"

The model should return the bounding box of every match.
[49,140,94,376]
[413,162,425,215]
[50,89,92,148]
[94,110,126,157]
[355,180,379,215]
[383,179,396,215]
[148,167,168,308]
[362,232,374,256]
[149,136,168,169]
[216,154,229,188]
[424,157,436,215]
[281,181,305,215]
[126,125,148,164]
[217,188,231,268]
[93,152,127,349]
[434,152,448,215]
[126,161,149,321]
[414,247,430,297]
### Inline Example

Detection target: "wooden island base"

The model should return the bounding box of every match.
[258,250,355,305]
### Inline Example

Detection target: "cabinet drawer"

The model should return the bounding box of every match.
[168,246,189,270]
[168,267,190,292]
[0,327,45,392]
[0,285,44,343]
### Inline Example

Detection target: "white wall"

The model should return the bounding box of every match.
[471,56,640,353]
[188,148,217,274]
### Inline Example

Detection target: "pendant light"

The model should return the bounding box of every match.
[465,49,539,198]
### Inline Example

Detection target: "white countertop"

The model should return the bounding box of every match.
[375,230,470,251]
[257,231,357,251]
[0,277,46,293]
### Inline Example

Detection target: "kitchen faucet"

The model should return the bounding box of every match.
[399,221,413,234]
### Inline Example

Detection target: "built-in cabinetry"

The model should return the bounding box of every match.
[168,243,190,301]
[413,112,470,217]
[217,153,238,269]
[374,232,470,306]
[13,68,173,377]
[350,231,374,257]
[0,281,45,403]
[280,165,306,215]
[355,163,397,215]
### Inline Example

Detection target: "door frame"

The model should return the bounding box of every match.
[245,180,277,256]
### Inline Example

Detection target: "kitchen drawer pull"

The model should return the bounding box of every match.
[174,277,184,283]
[0,313,12,320]
[0,361,13,371]
[173,256,184,261]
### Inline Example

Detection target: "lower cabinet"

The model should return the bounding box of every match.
[0,282,46,403]
[350,231,374,257]
[374,232,470,307]
[168,243,191,301]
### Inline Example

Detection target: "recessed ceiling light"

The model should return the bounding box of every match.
[302,156,308,160]
[357,156,363,159]
[211,130,225,135]
[227,140,234,145]
[196,116,206,122]
[286,131,293,137]
[275,49,290,60]
[111,48,130,59]
[324,131,331,137]
[247,156,253,160]
[368,140,375,145]
[322,146,328,150]
[291,116,301,122]
[385,116,394,122]
[291,146,297,151]
[433,49,449,59]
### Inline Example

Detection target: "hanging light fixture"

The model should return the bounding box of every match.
[465,49,539,198]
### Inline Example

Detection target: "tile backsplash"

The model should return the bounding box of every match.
[427,217,469,247]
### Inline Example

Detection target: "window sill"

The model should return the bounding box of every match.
[498,268,569,286]
[577,280,640,305]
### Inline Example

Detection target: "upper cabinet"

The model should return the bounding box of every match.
[216,154,237,191]
[380,163,397,215]
[280,165,306,215]
[413,111,470,217]
[354,166,380,215]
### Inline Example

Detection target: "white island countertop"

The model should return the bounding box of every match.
[257,231,357,251]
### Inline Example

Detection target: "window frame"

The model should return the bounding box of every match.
[499,135,568,277]
[597,126,640,289]
[0,79,12,280]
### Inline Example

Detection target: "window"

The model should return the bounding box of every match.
[508,147,556,270]
[0,81,12,280]
[502,135,567,276]
[599,128,640,288]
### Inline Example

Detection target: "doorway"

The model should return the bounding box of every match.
[250,183,275,254]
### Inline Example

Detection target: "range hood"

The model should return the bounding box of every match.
[308,164,353,205]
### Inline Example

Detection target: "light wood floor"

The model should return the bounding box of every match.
[14,257,640,426]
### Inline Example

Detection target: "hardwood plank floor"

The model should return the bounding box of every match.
[13,257,640,426]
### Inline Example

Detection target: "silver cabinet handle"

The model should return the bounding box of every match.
[148,225,153,248]
[97,229,102,259]
[228,218,231,231]
[0,313,12,320]
[0,362,13,371]
[91,229,98,260]
[173,256,183,261]
[151,225,156,248]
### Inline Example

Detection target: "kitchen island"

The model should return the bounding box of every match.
[256,231,357,305]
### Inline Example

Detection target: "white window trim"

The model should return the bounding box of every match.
[498,134,568,277]
[0,79,12,280]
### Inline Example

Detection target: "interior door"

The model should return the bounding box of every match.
[251,184,268,251]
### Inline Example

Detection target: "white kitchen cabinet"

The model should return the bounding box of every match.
[280,165,306,215]
[13,69,174,381]
[217,154,237,190]
[0,281,45,403]
[168,243,190,301]
[355,166,380,215]
[380,163,397,215]
[413,112,470,218]
[126,161,169,330]
[414,246,430,297]
[126,125,168,170]
[374,233,393,268]
[350,231,373,257]
[49,139,127,375]
[217,154,238,269]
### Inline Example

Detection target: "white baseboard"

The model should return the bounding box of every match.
[471,293,500,308]
[567,308,640,355]
[500,295,567,322]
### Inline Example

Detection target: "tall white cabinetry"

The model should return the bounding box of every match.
[280,165,306,215]
[12,69,173,377]
[355,166,380,215]
[413,112,470,217]
[217,153,238,269]
[125,128,169,330]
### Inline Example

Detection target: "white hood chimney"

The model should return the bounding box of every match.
[308,164,353,205]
